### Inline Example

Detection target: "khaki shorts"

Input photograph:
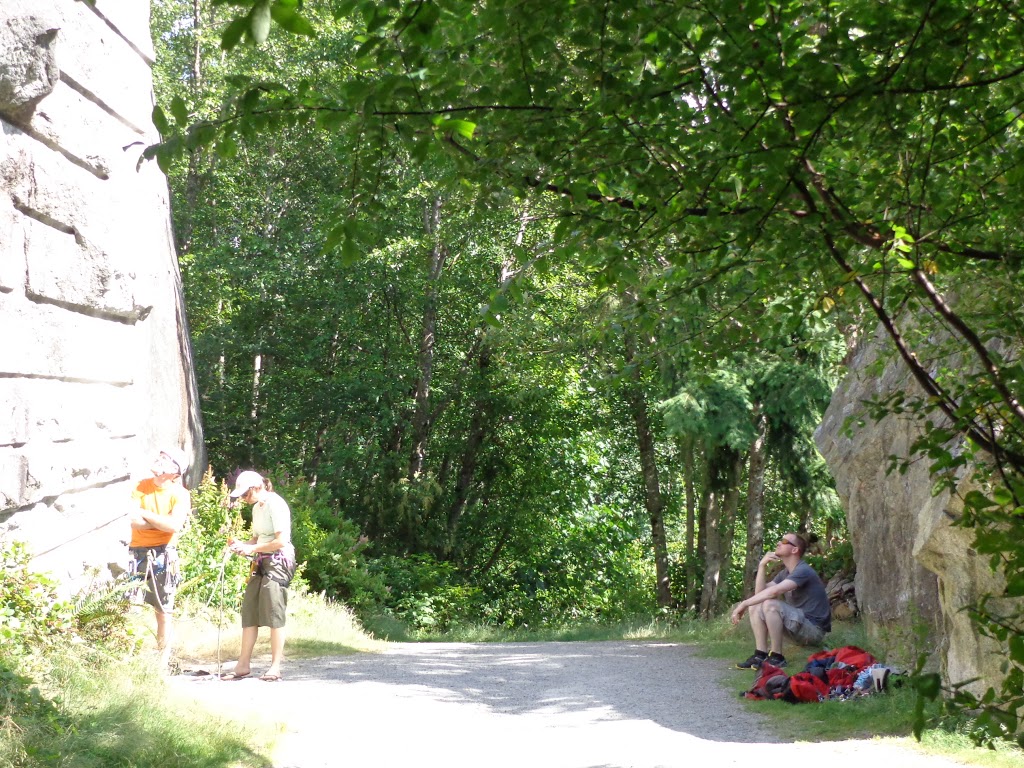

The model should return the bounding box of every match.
[775,600,827,646]
[241,574,288,629]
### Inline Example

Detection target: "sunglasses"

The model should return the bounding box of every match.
[781,537,800,547]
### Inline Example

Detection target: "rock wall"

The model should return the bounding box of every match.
[0,0,202,589]
[816,326,1005,693]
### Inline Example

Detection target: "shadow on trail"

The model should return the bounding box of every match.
[283,640,775,745]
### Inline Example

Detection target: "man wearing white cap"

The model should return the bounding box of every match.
[223,470,294,682]
[127,447,191,668]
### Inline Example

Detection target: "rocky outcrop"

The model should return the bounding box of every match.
[825,572,858,621]
[0,1,202,590]
[816,326,1005,693]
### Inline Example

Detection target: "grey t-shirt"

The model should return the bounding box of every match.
[773,560,831,632]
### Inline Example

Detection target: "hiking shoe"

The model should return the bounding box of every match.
[765,652,787,668]
[736,651,768,669]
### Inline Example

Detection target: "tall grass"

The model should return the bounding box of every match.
[2,590,377,767]
[170,587,381,671]
[1,649,266,768]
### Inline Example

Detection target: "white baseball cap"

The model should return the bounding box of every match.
[229,470,264,497]
[160,447,189,475]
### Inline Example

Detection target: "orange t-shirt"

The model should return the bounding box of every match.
[129,477,191,548]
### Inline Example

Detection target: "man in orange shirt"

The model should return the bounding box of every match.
[127,447,191,667]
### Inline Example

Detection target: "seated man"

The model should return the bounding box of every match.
[731,532,831,669]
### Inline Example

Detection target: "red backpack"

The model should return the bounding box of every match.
[807,645,877,673]
[826,667,858,690]
[783,671,830,703]
[832,645,876,671]
[743,662,790,700]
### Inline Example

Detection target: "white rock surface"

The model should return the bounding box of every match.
[0,0,202,593]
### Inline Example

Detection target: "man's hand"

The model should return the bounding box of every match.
[760,552,779,568]
[731,602,746,625]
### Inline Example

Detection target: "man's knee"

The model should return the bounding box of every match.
[761,599,783,616]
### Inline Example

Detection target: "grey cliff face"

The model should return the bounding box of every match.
[816,325,1008,694]
[0,15,60,117]
[0,0,202,589]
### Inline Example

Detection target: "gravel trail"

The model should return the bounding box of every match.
[169,641,970,768]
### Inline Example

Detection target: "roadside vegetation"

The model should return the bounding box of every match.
[0,535,369,768]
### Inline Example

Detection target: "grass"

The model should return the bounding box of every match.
[170,588,381,670]
[0,589,376,768]
[675,615,1024,768]
[1,650,268,768]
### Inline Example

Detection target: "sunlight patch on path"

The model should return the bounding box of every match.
[169,641,969,768]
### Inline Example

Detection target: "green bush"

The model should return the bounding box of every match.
[368,554,480,631]
[805,538,855,582]
[0,540,74,657]
[288,480,389,615]
[176,470,255,614]
[365,530,658,634]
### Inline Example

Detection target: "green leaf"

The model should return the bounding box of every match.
[993,485,1014,506]
[250,0,272,44]
[170,95,189,126]
[341,233,361,266]
[271,2,317,36]
[441,118,476,140]
[915,673,941,699]
[221,15,249,50]
[489,293,509,315]
[322,223,346,254]
[215,136,239,159]
[186,123,218,150]
[152,105,170,135]
[1005,575,1024,598]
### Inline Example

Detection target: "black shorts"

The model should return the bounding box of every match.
[128,545,180,614]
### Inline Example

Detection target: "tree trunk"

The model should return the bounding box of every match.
[680,436,698,613]
[446,347,491,548]
[444,205,526,549]
[176,0,206,254]
[696,446,710,613]
[623,331,672,608]
[713,453,745,615]
[698,484,723,618]
[408,196,447,480]
[742,409,767,597]
[700,447,742,618]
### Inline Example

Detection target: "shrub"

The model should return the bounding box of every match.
[805,538,855,581]
[368,554,481,631]
[176,469,253,614]
[286,480,389,616]
[0,540,74,657]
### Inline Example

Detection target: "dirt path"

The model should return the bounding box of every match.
[169,641,970,768]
